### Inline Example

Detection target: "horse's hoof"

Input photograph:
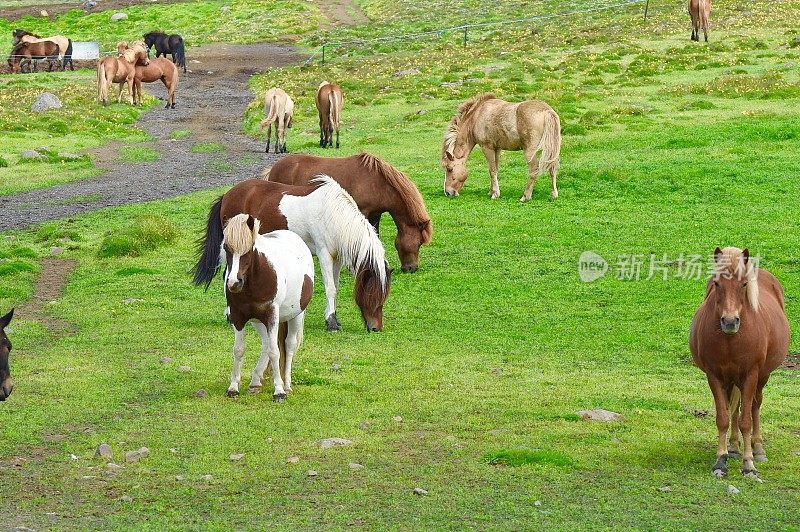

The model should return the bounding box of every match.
[326,323,342,332]
[754,453,768,463]
[726,450,742,460]
[490,192,500,200]
[226,389,239,398]
[272,393,287,403]
[519,195,530,203]
[247,385,262,395]
[551,191,559,200]
[742,468,759,479]
[712,467,727,478]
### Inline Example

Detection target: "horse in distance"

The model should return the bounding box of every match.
[260,87,294,153]
[143,31,186,72]
[221,216,313,401]
[690,247,789,479]
[12,29,73,70]
[442,93,561,202]
[262,152,432,272]
[7,41,61,73]
[0,309,14,401]
[688,0,711,42]
[316,82,344,148]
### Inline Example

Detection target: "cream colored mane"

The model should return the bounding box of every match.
[223,214,261,255]
[714,247,760,311]
[441,93,497,163]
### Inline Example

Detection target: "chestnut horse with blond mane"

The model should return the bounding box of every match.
[262,152,432,273]
[441,93,561,202]
[688,0,711,42]
[97,44,149,105]
[261,87,294,153]
[690,247,789,479]
[316,82,343,148]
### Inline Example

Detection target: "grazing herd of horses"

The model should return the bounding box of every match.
[1,0,791,481]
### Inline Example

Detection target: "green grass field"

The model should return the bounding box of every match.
[2,0,800,528]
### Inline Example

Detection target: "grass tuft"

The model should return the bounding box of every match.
[98,214,177,258]
[484,449,575,468]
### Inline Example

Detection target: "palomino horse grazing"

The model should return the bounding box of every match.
[194,177,391,332]
[261,87,294,153]
[263,152,432,272]
[316,82,343,148]
[441,93,561,202]
[97,47,140,105]
[688,0,711,42]
[690,247,789,478]
[221,216,313,401]
[0,309,14,401]
[7,41,61,73]
[12,29,73,70]
[132,58,179,108]
[143,32,186,73]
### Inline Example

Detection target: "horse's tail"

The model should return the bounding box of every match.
[64,39,73,70]
[260,92,278,129]
[97,61,109,103]
[534,109,561,176]
[192,195,225,290]
[175,38,186,73]
[328,90,341,131]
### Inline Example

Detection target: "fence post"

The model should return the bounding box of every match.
[644,0,650,19]
[463,26,468,47]
[321,44,325,65]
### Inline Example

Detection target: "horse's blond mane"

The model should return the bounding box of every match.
[441,93,497,163]
[713,247,760,311]
[223,214,261,255]
[356,153,432,243]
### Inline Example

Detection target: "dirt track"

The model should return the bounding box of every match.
[0,42,303,231]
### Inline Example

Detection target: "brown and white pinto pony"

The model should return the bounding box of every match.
[194,177,391,333]
[442,93,561,202]
[96,45,142,105]
[260,87,294,153]
[690,247,790,478]
[0,309,13,401]
[688,0,711,42]
[316,81,343,148]
[221,216,313,401]
[263,152,432,273]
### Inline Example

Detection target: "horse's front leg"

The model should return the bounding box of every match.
[707,375,731,477]
[317,253,341,331]
[480,145,500,199]
[226,326,246,397]
[739,373,760,477]
[752,387,767,462]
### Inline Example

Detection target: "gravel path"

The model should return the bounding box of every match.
[0,42,303,231]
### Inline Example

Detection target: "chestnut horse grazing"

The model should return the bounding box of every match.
[261,87,294,153]
[7,41,61,73]
[96,46,140,105]
[194,177,391,332]
[688,0,711,42]
[442,93,561,202]
[221,216,313,401]
[0,309,13,401]
[132,58,179,108]
[690,247,789,478]
[13,29,73,70]
[262,153,432,272]
[316,81,343,148]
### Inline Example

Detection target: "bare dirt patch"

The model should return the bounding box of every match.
[0,0,188,22]
[15,257,78,335]
[314,0,368,28]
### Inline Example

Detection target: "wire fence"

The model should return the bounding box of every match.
[303,0,650,66]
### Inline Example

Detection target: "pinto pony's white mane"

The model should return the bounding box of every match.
[309,175,387,288]
[223,213,261,255]
[714,246,760,312]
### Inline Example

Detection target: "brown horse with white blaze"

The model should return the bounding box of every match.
[316,81,343,148]
[442,93,561,202]
[690,247,790,478]
[263,152,432,273]
[688,0,711,42]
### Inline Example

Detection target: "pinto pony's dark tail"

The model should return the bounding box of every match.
[192,195,224,290]
[175,38,186,73]
[64,39,73,71]
[268,322,289,378]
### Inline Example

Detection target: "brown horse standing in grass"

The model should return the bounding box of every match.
[96,46,141,105]
[690,247,789,479]
[0,309,13,401]
[441,93,561,202]
[132,58,179,108]
[316,81,343,148]
[260,87,294,153]
[262,153,432,273]
[13,29,73,70]
[7,41,60,73]
[688,0,711,42]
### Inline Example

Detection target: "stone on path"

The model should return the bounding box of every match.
[577,409,623,422]
[31,93,62,113]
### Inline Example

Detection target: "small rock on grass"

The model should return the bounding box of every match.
[124,447,150,463]
[659,486,672,493]
[50,247,64,256]
[229,453,245,461]
[95,443,113,460]
[413,487,428,496]
[392,416,403,423]
[195,389,209,398]
[727,484,740,494]
[320,438,352,449]
[160,357,173,364]
[107,463,123,472]
[201,474,214,482]
[577,409,623,422]
[349,463,364,470]
[287,455,300,464]
[331,363,341,371]
[534,500,542,507]
[175,475,185,481]
[307,470,318,477]
[358,421,370,430]
[177,365,191,373]
[118,495,133,503]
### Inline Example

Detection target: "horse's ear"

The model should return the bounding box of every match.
[0,308,13,329]
[742,248,750,264]
[714,247,723,262]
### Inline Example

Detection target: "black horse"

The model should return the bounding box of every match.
[143,31,186,73]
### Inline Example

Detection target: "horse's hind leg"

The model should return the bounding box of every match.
[521,146,541,202]
[226,326,246,397]
[265,123,272,153]
[752,387,767,462]
[283,313,306,393]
